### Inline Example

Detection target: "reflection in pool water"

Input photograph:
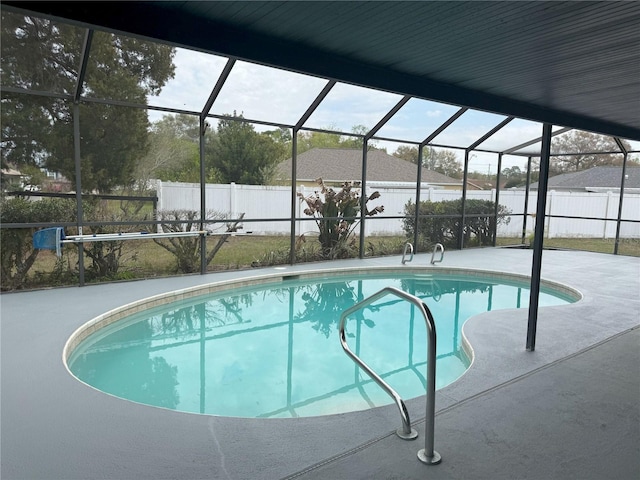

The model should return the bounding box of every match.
[69,273,574,418]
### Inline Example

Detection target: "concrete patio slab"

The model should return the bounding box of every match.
[1,248,639,480]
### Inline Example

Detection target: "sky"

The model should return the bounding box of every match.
[147,47,638,173]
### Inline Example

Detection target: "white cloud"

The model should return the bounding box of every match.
[210,61,329,125]
[146,47,549,168]
[148,48,227,115]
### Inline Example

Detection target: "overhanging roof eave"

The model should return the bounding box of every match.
[2,1,639,141]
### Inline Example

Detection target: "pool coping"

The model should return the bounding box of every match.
[62,264,582,369]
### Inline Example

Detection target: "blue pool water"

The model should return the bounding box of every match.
[68,272,575,418]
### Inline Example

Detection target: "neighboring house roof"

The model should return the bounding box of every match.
[1,167,23,177]
[276,148,461,186]
[530,166,640,191]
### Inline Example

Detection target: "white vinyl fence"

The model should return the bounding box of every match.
[155,181,640,239]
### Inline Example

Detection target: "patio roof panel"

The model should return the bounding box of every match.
[3,1,637,140]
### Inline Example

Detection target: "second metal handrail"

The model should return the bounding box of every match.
[402,242,444,266]
[338,286,441,465]
[430,243,445,264]
[401,242,414,264]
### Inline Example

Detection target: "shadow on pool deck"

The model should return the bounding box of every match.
[1,248,639,480]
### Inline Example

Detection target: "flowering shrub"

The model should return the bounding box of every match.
[297,178,384,258]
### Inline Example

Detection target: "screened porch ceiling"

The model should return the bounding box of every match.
[2,1,639,167]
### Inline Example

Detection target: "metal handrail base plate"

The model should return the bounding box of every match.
[397,427,419,440]
[418,449,442,465]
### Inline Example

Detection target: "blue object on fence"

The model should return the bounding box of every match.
[33,227,65,257]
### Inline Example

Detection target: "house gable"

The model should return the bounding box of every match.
[276,148,461,187]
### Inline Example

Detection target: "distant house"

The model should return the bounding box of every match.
[275,148,472,190]
[0,166,25,191]
[530,166,640,193]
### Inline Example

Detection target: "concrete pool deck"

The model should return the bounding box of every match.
[1,247,639,479]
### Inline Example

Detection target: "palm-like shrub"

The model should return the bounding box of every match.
[297,178,384,259]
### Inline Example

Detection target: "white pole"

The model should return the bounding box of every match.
[61,231,251,243]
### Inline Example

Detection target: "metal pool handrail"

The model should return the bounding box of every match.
[402,242,444,266]
[430,243,445,265]
[338,286,442,465]
[401,242,414,264]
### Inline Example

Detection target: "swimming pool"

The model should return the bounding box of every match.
[65,267,578,418]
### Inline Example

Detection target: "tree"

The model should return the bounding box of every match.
[502,166,523,179]
[296,124,382,154]
[343,124,371,149]
[393,145,419,163]
[431,149,462,178]
[297,126,346,152]
[501,166,526,188]
[208,113,285,184]
[261,127,291,166]
[392,146,462,178]
[136,114,201,185]
[551,131,632,173]
[263,127,292,147]
[47,102,150,192]
[152,113,202,143]
[1,13,176,192]
[16,164,46,189]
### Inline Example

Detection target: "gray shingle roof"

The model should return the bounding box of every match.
[530,166,640,190]
[276,148,461,185]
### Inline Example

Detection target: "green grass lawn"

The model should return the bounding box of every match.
[496,236,640,256]
[14,234,639,291]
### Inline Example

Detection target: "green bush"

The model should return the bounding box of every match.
[402,198,511,249]
[78,199,143,282]
[0,196,76,290]
[153,210,245,274]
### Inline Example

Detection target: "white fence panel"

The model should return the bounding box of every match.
[524,190,640,239]
[157,180,205,212]
[157,181,293,234]
[227,184,292,234]
[495,190,527,237]
[621,193,640,238]
[156,181,640,239]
